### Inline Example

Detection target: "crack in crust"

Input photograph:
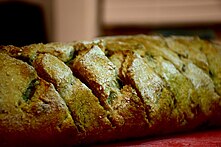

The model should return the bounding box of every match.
[0,53,78,146]
[71,44,149,139]
[32,53,115,144]
[0,35,221,146]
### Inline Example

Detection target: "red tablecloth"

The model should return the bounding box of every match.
[95,129,221,146]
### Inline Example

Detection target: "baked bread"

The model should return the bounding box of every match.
[0,35,221,146]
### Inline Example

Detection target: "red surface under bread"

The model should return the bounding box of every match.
[95,129,221,146]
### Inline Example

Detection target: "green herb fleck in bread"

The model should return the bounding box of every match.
[0,35,221,146]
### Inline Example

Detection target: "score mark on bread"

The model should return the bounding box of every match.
[0,35,221,146]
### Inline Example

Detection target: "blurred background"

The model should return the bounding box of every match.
[0,0,221,46]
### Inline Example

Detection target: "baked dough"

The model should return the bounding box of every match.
[0,35,220,146]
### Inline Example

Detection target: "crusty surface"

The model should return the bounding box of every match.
[72,45,121,107]
[0,35,221,146]
[71,44,149,140]
[33,53,114,144]
[121,52,174,133]
[0,53,78,146]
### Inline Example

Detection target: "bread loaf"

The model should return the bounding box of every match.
[0,35,221,146]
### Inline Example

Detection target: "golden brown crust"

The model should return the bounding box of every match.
[121,52,174,133]
[0,35,221,146]
[71,45,120,108]
[33,52,114,144]
[71,44,149,140]
[0,53,78,146]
